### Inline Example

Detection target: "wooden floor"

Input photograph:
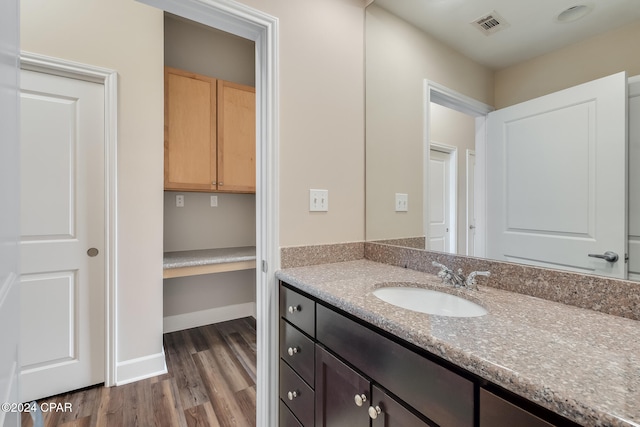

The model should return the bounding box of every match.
[21,317,257,427]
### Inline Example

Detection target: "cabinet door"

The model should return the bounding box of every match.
[164,67,216,191]
[217,80,256,193]
[315,345,370,427]
[370,385,433,427]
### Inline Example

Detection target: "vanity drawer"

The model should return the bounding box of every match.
[280,359,314,427]
[279,400,303,427]
[480,389,555,427]
[316,304,474,427]
[280,284,315,337]
[280,319,315,386]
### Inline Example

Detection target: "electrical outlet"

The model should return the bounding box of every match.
[176,194,184,208]
[210,195,218,207]
[310,189,329,212]
[395,193,408,212]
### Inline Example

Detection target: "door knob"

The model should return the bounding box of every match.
[469,224,476,229]
[588,251,619,262]
[87,248,99,257]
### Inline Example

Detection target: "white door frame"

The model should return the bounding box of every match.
[429,142,457,253]
[136,1,280,425]
[465,149,476,256]
[20,52,119,387]
[424,80,493,257]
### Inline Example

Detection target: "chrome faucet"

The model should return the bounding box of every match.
[432,261,490,290]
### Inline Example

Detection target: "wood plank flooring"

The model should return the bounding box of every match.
[21,317,257,427]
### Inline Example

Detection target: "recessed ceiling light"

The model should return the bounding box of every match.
[556,4,594,23]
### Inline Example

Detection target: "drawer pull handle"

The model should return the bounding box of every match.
[287,390,299,401]
[288,305,300,314]
[354,394,367,407]
[368,405,382,419]
[287,346,300,356]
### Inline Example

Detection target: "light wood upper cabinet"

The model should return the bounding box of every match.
[217,80,256,193]
[164,67,255,193]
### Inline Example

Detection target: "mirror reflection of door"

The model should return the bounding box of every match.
[486,72,627,279]
[466,150,476,256]
[428,147,455,253]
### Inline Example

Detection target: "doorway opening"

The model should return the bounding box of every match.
[137,0,279,425]
[424,81,493,257]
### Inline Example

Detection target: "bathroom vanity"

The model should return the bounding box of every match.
[276,259,640,427]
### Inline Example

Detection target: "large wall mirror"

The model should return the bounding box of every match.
[365,0,640,281]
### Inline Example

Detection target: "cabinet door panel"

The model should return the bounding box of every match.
[217,80,255,193]
[371,385,433,427]
[164,67,216,191]
[317,304,473,427]
[315,345,370,427]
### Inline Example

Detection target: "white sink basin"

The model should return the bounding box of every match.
[373,286,487,317]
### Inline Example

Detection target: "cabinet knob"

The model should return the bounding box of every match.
[354,394,367,407]
[287,390,299,401]
[288,305,300,314]
[219,182,224,186]
[212,181,217,185]
[287,346,299,356]
[368,406,382,419]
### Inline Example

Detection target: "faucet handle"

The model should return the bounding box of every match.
[465,271,491,290]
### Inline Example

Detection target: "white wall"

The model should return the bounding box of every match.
[0,0,20,424]
[21,0,165,382]
[365,4,493,242]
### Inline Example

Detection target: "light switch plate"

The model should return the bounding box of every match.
[210,195,218,207]
[310,189,329,212]
[395,193,408,212]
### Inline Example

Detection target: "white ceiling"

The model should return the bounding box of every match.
[372,0,640,69]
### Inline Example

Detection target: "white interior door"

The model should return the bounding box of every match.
[429,149,452,252]
[466,150,476,256]
[486,72,627,278]
[629,76,640,281]
[20,69,105,401]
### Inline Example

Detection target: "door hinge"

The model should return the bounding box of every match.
[262,260,268,273]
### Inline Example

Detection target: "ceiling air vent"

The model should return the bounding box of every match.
[471,11,510,36]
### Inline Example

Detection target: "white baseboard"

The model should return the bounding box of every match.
[115,349,168,386]
[163,302,256,333]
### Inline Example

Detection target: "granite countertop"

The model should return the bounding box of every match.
[163,246,256,269]
[275,259,640,427]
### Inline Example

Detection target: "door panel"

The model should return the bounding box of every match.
[20,69,105,401]
[429,149,450,252]
[487,72,627,278]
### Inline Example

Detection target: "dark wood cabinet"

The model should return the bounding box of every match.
[480,389,555,427]
[278,281,579,427]
[370,385,433,427]
[315,345,370,427]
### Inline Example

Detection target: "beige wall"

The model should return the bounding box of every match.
[495,19,640,108]
[240,0,366,246]
[21,0,165,367]
[22,0,366,378]
[365,4,493,241]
